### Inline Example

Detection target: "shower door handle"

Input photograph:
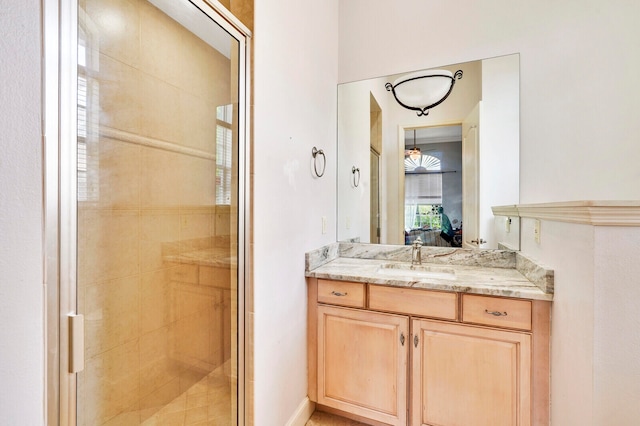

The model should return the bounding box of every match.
[69,314,85,373]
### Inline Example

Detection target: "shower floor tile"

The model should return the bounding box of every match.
[140,363,232,426]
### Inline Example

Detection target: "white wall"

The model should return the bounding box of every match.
[593,226,640,424]
[337,81,373,242]
[0,1,45,424]
[480,54,519,247]
[339,0,640,424]
[253,0,339,424]
[493,215,520,250]
[339,0,640,203]
[521,219,595,425]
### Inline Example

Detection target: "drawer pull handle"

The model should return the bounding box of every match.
[485,309,508,317]
[331,291,348,297]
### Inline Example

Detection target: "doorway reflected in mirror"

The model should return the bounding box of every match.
[403,125,462,247]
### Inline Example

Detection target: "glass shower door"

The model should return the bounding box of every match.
[75,0,245,424]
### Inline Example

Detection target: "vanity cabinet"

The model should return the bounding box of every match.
[317,304,409,425]
[411,319,531,426]
[308,278,550,426]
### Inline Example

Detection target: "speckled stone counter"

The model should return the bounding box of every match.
[164,247,236,268]
[305,243,554,301]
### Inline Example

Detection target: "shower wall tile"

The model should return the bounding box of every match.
[231,0,254,31]
[179,91,218,154]
[208,51,233,105]
[179,157,217,206]
[230,51,240,112]
[140,210,180,273]
[139,148,183,208]
[94,54,142,135]
[210,0,254,32]
[215,207,232,238]
[78,209,140,285]
[139,153,215,209]
[81,339,141,425]
[84,0,141,68]
[179,209,213,242]
[139,1,186,89]
[178,35,211,99]
[99,137,141,209]
[138,74,183,144]
[180,37,232,105]
[84,275,141,358]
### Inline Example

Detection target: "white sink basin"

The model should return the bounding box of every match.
[376,263,456,280]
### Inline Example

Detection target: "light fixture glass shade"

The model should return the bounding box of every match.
[386,69,463,116]
[408,148,421,161]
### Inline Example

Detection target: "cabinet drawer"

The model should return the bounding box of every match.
[317,279,366,308]
[462,294,532,331]
[369,285,457,320]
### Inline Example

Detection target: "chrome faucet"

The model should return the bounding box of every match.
[412,237,422,265]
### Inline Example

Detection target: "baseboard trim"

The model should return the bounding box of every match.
[285,397,315,426]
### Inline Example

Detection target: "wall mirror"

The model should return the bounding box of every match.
[337,54,520,250]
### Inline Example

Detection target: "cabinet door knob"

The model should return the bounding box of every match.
[414,334,419,348]
[331,291,347,297]
[485,309,508,317]
[400,332,405,346]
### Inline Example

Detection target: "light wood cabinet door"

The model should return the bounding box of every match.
[411,319,531,426]
[317,305,409,426]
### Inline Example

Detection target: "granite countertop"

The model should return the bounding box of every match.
[305,243,554,301]
[164,247,236,268]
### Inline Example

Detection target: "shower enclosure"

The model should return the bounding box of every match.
[47,0,249,424]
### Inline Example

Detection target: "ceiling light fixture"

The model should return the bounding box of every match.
[386,69,463,116]
[407,129,421,161]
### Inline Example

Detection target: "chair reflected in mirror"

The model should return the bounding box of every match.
[404,205,461,247]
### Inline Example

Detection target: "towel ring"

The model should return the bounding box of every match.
[312,147,326,177]
[352,166,360,187]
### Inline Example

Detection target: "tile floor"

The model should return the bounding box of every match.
[305,411,369,426]
[137,365,363,426]
[140,364,232,425]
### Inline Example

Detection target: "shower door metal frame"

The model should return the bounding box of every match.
[44,0,251,424]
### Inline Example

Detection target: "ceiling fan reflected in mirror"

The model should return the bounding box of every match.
[404,154,441,173]
[406,129,421,161]
[404,129,441,172]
